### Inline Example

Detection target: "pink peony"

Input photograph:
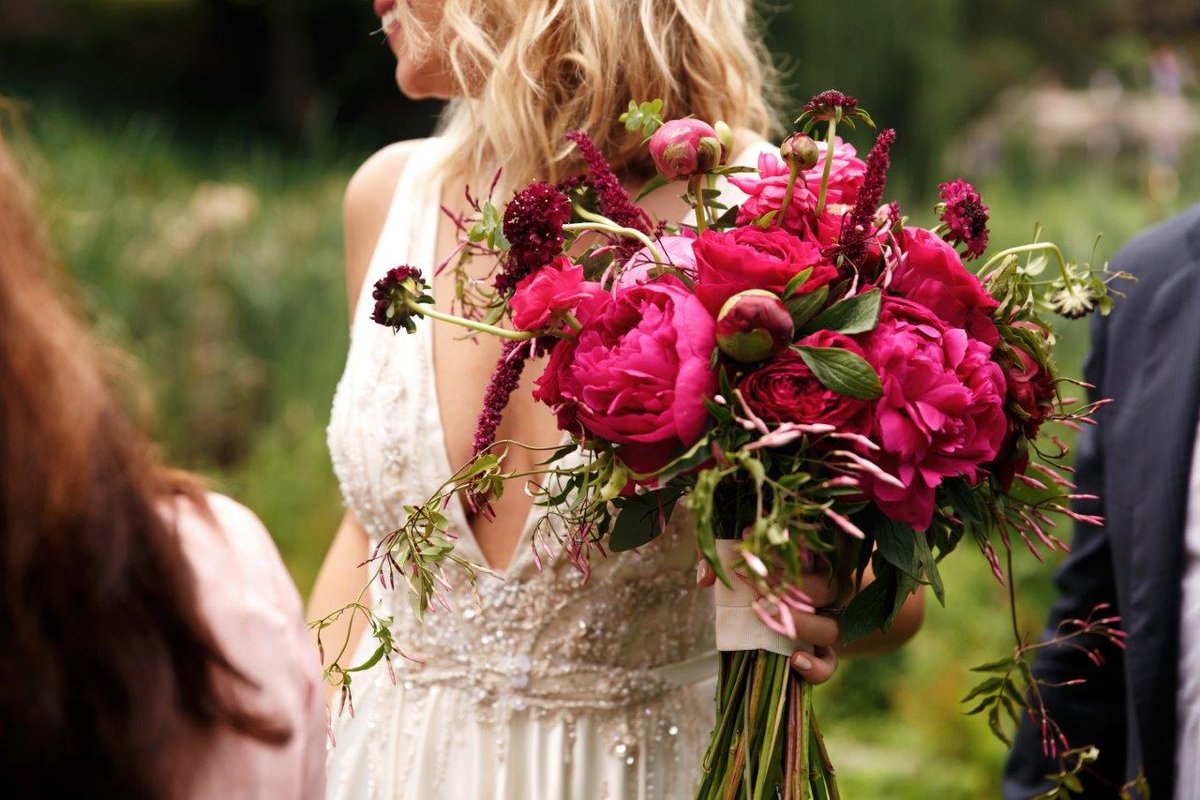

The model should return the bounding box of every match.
[510,256,596,331]
[728,139,866,233]
[739,330,872,433]
[648,119,724,180]
[532,281,717,473]
[891,227,1000,346]
[616,234,697,290]
[858,297,1007,530]
[692,226,837,316]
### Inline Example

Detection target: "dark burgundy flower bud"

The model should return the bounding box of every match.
[715,290,794,363]
[371,265,430,334]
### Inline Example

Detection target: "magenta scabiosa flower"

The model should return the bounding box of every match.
[496,181,571,293]
[938,178,990,260]
[802,90,859,122]
[371,265,430,333]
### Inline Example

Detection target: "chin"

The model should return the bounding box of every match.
[394,63,455,101]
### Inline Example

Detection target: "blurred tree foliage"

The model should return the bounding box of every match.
[766,0,1140,188]
[0,0,1168,165]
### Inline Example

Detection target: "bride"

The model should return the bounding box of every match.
[311,1,923,798]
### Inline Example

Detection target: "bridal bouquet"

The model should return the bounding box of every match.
[333,91,1127,797]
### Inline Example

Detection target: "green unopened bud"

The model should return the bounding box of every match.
[714,120,735,164]
[716,289,794,363]
[599,460,631,501]
[780,133,820,171]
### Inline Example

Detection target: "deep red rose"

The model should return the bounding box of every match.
[738,330,872,433]
[693,225,837,316]
[892,227,1000,346]
[989,330,1057,489]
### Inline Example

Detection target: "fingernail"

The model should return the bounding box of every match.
[792,653,812,671]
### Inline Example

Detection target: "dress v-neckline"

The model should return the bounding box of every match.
[423,323,543,579]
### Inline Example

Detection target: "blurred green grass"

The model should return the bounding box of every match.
[15,101,1198,798]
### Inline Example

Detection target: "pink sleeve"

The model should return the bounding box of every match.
[171,493,327,799]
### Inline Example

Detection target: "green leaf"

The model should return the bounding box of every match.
[609,487,683,552]
[874,519,921,579]
[804,288,882,335]
[916,529,946,604]
[840,563,895,643]
[793,345,883,400]
[783,267,816,299]
[636,172,672,201]
[970,657,1015,674]
[784,286,828,329]
[712,204,741,229]
[689,470,731,586]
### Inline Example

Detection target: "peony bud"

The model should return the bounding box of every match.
[714,120,735,163]
[716,289,794,363]
[780,133,820,171]
[649,118,725,180]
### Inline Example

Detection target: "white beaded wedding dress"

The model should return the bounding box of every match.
[326,136,771,800]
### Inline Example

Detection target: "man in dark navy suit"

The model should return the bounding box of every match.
[1004,205,1200,798]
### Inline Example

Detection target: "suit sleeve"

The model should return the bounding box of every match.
[1003,311,1130,799]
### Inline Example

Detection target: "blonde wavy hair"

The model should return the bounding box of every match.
[392,0,782,191]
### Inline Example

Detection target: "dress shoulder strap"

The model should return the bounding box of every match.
[350,138,454,333]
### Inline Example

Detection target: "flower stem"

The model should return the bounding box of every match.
[690,174,709,233]
[564,217,661,262]
[775,162,802,229]
[815,115,839,216]
[407,300,537,340]
[979,241,1076,291]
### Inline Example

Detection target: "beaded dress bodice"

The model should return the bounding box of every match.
[325,140,719,798]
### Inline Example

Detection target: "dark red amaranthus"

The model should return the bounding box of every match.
[564,130,654,236]
[471,338,532,459]
[838,128,896,270]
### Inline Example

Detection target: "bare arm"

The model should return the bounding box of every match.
[307,141,421,700]
[307,510,371,699]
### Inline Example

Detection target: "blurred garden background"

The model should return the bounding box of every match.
[3,1,1199,796]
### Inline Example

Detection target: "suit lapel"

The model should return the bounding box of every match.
[1126,226,1200,786]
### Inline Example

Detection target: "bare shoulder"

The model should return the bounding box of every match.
[730,126,775,163]
[343,138,430,313]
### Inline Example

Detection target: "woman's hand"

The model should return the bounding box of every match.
[695,558,841,685]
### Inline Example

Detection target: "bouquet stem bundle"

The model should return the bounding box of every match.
[699,653,836,800]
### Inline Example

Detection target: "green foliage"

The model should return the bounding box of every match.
[793,345,883,399]
[803,287,882,335]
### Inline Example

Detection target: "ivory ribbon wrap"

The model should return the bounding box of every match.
[713,539,814,658]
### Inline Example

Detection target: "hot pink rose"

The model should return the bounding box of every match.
[532,281,717,473]
[648,119,724,180]
[616,234,697,290]
[728,139,867,233]
[891,227,1000,346]
[692,226,837,316]
[738,330,872,433]
[510,256,597,330]
[858,297,1007,530]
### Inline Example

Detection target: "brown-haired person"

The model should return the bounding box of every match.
[0,132,327,798]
